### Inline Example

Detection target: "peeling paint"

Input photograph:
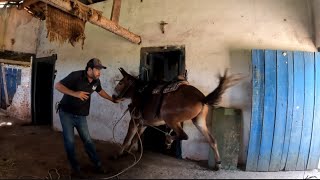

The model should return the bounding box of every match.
[35,0,316,164]
[6,66,31,123]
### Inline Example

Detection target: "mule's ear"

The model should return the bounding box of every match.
[119,67,128,77]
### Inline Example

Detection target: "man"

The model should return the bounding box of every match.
[55,58,117,178]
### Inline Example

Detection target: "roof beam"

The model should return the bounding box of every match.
[18,0,39,10]
[39,0,141,44]
[110,0,121,23]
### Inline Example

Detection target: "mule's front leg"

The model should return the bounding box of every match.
[116,118,138,158]
[127,125,146,152]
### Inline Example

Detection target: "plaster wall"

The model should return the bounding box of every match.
[36,0,316,165]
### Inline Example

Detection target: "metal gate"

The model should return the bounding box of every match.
[246,50,320,171]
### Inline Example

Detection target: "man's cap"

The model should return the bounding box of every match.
[87,58,106,69]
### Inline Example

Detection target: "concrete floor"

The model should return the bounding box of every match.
[0,115,319,179]
[119,152,320,179]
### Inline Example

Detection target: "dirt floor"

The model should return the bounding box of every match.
[1,115,320,179]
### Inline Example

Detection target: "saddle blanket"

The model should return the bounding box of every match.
[152,81,189,94]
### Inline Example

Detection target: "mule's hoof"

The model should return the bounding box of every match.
[166,143,172,149]
[213,162,222,171]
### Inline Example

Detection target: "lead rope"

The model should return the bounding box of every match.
[100,107,142,179]
[102,106,174,179]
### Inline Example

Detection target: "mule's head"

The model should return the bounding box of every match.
[112,67,137,101]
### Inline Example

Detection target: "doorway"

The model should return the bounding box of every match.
[139,45,186,158]
[31,54,57,126]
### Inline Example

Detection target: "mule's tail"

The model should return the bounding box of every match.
[203,69,245,106]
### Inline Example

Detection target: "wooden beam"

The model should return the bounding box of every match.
[111,0,121,23]
[0,59,31,66]
[40,0,141,44]
[18,0,39,10]
[0,64,9,107]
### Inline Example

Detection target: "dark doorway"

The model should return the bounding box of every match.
[31,54,57,126]
[139,46,186,82]
[139,45,186,158]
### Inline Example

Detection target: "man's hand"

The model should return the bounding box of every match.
[98,89,120,103]
[74,91,90,101]
[55,82,90,101]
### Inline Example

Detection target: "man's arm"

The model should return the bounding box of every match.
[55,82,89,101]
[97,89,118,103]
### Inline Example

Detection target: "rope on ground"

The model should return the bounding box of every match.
[105,107,173,179]
[18,168,70,180]
[18,175,41,179]
[100,114,144,179]
[112,108,137,162]
[16,107,172,180]
[98,107,144,179]
[45,168,60,180]
[17,108,136,180]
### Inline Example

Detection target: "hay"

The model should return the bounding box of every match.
[45,2,86,48]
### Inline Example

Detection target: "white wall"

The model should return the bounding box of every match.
[36,0,316,165]
[0,8,40,53]
[0,7,37,123]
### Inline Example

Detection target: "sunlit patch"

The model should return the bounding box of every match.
[0,122,13,127]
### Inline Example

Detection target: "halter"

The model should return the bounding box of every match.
[116,79,135,99]
[116,71,148,99]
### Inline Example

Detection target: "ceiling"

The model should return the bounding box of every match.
[0,0,106,8]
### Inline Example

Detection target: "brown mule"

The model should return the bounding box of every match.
[112,68,243,170]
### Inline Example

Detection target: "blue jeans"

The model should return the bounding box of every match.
[59,110,102,172]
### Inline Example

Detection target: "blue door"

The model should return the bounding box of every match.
[0,66,22,109]
[246,50,320,171]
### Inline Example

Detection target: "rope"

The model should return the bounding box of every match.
[103,106,173,179]
[129,107,171,137]
[146,123,171,136]
[99,107,144,179]
[17,107,172,180]
[46,168,60,180]
[16,108,134,180]
[18,168,70,180]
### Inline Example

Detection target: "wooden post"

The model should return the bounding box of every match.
[111,0,121,23]
[40,0,141,44]
[0,63,9,107]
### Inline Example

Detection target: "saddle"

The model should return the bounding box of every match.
[135,79,189,119]
[152,80,189,94]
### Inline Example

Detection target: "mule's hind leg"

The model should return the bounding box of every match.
[192,105,221,170]
[165,121,189,142]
